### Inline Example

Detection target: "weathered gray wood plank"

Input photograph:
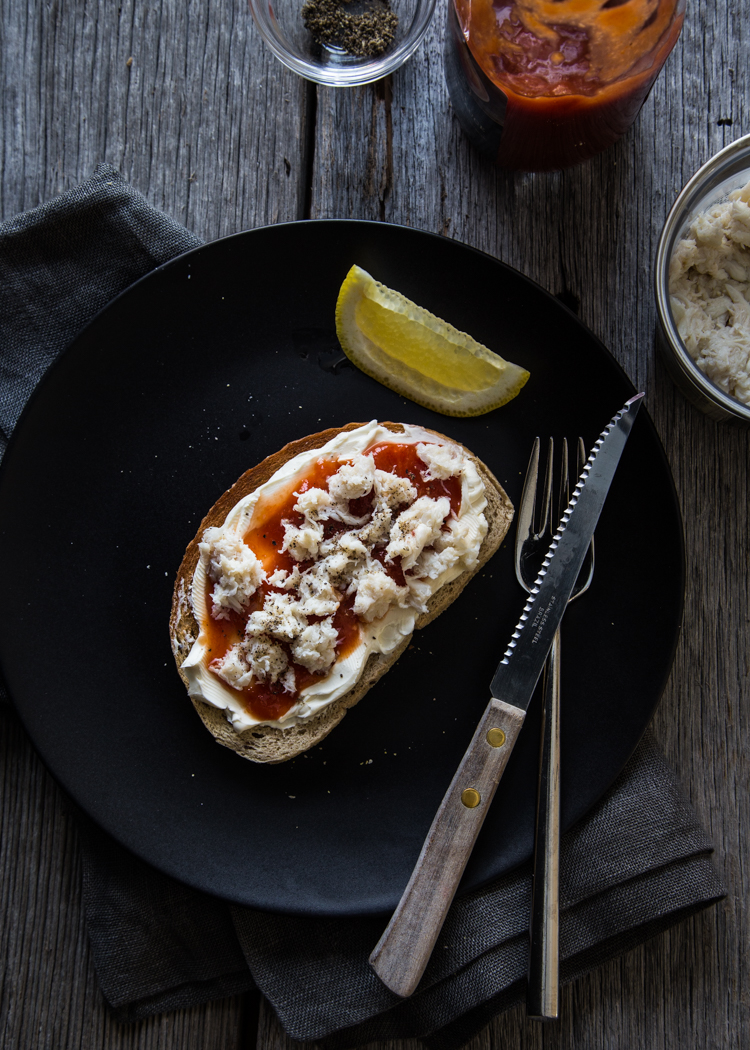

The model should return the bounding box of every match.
[0,0,310,236]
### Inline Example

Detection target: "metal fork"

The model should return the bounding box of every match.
[515,437,594,1021]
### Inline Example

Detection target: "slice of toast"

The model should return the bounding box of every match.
[169,422,514,763]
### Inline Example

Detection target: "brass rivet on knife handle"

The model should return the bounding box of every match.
[461,788,481,808]
[487,728,506,747]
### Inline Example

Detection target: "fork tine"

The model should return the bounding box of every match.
[515,437,540,582]
[558,438,569,526]
[576,436,586,482]
[538,438,554,540]
[575,438,595,594]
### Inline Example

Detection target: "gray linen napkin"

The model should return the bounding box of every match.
[0,167,725,1049]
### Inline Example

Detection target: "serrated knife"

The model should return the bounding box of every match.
[370,392,645,998]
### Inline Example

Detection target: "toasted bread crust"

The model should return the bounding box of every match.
[169,423,514,763]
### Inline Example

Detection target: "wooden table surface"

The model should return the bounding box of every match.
[1,0,747,1047]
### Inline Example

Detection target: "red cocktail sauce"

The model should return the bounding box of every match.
[202,442,462,722]
[454,0,684,170]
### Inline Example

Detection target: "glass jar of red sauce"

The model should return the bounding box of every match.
[444,0,685,171]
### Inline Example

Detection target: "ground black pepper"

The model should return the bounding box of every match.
[302,0,398,58]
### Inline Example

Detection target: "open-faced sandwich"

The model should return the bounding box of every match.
[170,421,514,763]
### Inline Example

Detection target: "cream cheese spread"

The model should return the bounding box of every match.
[181,422,488,731]
[669,178,750,406]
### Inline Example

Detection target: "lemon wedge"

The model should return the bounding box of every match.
[335,265,530,417]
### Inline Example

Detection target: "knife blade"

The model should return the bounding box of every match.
[369,392,644,998]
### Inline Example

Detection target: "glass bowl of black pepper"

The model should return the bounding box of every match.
[248,0,436,85]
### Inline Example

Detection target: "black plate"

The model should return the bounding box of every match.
[0,220,684,916]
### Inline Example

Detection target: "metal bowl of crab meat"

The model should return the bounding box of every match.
[655,134,750,426]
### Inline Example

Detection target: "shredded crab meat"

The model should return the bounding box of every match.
[290,619,339,673]
[245,592,308,642]
[417,441,464,480]
[353,569,409,622]
[200,438,487,697]
[327,454,376,501]
[211,636,291,690]
[386,495,452,571]
[199,528,266,618]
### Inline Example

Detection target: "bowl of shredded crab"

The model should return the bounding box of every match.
[656,134,750,425]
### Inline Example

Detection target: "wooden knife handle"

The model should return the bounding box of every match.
[369,698,526,998]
